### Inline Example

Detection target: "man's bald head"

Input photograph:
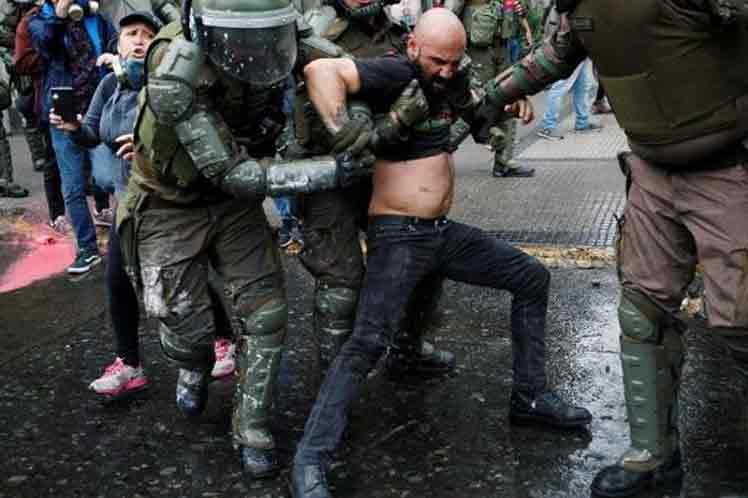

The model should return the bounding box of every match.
[412,8,466,51]
[407,8,466,93]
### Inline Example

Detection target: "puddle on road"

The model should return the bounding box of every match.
[0,237,76,293]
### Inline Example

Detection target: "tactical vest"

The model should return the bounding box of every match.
[571,0,748,145]
[132,22,285,203]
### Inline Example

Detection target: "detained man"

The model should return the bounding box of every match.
[290,8,592,498]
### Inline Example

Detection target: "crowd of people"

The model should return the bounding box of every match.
[1,0,746,497]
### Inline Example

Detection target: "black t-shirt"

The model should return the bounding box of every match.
[354,55,454,160]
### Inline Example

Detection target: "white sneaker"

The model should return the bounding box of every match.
[50,215,70,234]
[212,339,236,378]
[89,357,149,396]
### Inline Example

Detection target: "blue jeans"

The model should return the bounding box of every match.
[273,196,293,221]
[505,37,523,64]
[294,216,550,468]
[50,127,97,253]
[540,59,595,131]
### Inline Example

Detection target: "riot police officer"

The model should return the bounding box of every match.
[484,1,748,496]
[125,0,372,479]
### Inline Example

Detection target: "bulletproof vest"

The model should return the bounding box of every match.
[133,22,286,203]
[571,0,748,145]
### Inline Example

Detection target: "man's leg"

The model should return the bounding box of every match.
[299,189,365,381]
[592,153,697,497]
[675,161,748,498]
[25,125,49,172]
[0,118,28,197]
[291,218,436,498]
[537,78,570,139]
[209,200,288,479]
[385,273,456,378]
[572,60,603,133]
[50,127,99,266]
[437,220,591,428]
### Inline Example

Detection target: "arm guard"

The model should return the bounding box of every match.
[221,156,341,199]
[174,111,362,198]
[485,14,586,109]
[146,38,203,125]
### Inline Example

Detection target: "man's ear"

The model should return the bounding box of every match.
[406,34,419,61]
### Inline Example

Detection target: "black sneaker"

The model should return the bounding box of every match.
[67,249,102,274]
[509,390,592,429]
[493,165,536,178]
[590,454,682,498]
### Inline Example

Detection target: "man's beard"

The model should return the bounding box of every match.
[413,54,450,98]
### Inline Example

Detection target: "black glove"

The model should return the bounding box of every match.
[335,150,375,188]
[446,56,474,112]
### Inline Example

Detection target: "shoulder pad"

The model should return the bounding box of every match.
[298,34,349,66]
[303,6,342,37]
[147,38,204,125]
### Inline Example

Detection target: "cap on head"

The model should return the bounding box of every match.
[120,10,163,34]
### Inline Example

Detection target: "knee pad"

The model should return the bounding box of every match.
[314,284,358,335]
[235,295,288,338]
[158,322,215,369]
[618,288,682,468]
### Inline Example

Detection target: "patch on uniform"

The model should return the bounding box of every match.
[570,16,594,31]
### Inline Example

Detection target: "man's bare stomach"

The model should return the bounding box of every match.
[369,153,455,218]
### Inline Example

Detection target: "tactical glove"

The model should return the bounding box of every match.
[329,101,374,155]
[391,79,429,127]
[446,56,475,112]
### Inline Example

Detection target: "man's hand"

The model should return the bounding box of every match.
[335,150,375,188]
[115,134,135,161]
[504,97,534,124]
[49,111,82,132]
[96,53,117,68]
[55,0,73,18]
[446,58,475,111]
[391,79,429,128]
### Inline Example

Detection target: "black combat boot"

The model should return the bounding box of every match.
[590,454,682,498]
[384,340,456,379]
[289,464,332,498]
[509,389,592,429]
[175,368,209,417]
[239,446,280,479]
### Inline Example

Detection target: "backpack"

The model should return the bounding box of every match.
[469,3,500,48]
[13,7,42,80]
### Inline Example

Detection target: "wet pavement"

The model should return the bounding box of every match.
[1,110,747,498]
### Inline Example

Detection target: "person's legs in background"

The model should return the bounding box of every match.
[273,196,302,248]
[572,60,603,133]
[0,117,29,198]
[50,127,100,273]
[537,76,572,140]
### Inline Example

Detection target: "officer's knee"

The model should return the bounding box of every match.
[158,321,215,369]
[233,282,287,337]
[618,287,670,344]
[315,284,358,317]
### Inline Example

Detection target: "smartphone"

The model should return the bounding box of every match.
[50,86,75,122]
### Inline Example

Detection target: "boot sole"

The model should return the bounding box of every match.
[509,412,592,430]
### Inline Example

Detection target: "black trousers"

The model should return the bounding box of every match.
[295,216,551,467]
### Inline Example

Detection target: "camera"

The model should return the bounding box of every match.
[59,0,100,21]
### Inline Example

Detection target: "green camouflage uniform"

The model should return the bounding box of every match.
[0,0,29,195]
[457,0,527,176]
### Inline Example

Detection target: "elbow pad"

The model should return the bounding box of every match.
[147,39,204,125]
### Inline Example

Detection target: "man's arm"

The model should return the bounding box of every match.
[485,13,586,109]
[303,57,361,134]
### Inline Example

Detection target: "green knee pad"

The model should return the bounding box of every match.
[158,322,215,369]
[314,285,358,337]
[618,288,682,470]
